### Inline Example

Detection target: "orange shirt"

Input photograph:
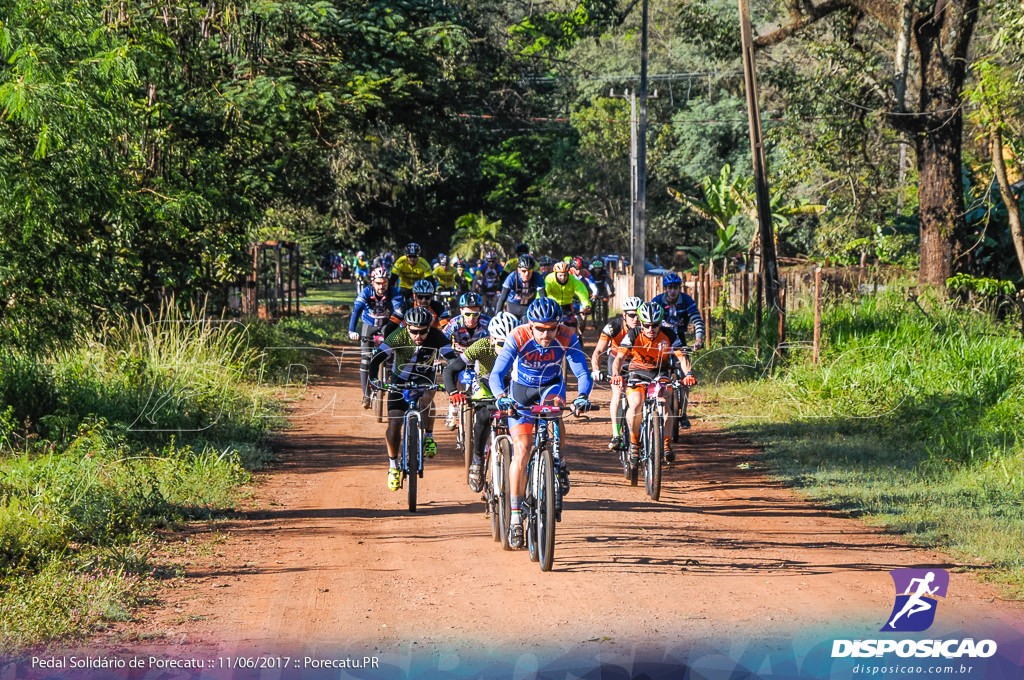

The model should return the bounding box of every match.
[616,326,684,372]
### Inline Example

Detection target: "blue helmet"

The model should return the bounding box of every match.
[662,272,683,287]
[412,279,435,295]
[459,292,483,308]
[526,297,561,324]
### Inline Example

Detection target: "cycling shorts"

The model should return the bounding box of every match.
[507,379,566,436]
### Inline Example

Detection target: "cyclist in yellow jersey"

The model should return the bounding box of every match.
[433,254,456,289]
[544,261,591,310]
[544,260,591,342]
[390,242,434,303]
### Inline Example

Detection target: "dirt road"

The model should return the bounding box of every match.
[108,341,1022,672]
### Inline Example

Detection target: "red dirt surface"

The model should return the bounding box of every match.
[95,339,1022,665]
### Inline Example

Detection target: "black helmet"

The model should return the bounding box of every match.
[515,242,530,255]
[517,254,535,270]
[407,242,421,257]
[404,306,432,328]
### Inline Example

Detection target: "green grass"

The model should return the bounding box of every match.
[0,300,339,650]
[699,285,1024,597]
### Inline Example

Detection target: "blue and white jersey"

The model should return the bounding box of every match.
[650,291,705,340]
[489,324,593,395]
[474,263,505,292]
[499,271,546,306]
[443,314,491,353]
[349,286,404,331]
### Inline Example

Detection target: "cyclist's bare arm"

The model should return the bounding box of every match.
[591,336,609,373]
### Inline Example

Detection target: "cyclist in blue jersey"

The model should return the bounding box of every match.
[349,267,405,408]
[488,297,592,549]
[473,251,505,312]
[650,272,705,427]
[650,272,706,348]
[442,291,491,430]
[494,254,546,320]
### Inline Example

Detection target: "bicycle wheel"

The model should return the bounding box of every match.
[404,414,420,513]
[494,436,513,550]
[535,446,556,571]
[526,455,540,563]
[646,409,663,501]
[461,403,474,481]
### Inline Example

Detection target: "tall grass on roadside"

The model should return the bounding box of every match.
[708,286,1024,597]
[0,302,285,649]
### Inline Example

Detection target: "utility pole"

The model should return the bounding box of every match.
[738,0,781,319]
[634,0,650,299]
[610,89,639,246]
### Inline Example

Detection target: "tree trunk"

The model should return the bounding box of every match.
[915,114,963,287]
[991,128,1024,279]
[905,0,979,289]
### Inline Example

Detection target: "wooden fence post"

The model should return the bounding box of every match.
[754,269,763,358]
[813,266,822,364]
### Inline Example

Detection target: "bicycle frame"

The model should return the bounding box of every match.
[375,379,439,512]
[524,405,564,572]
[637,378,675,501]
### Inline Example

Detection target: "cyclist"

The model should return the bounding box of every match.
[443,292,491,352]
[353,251,370,286]
[502,242,531,275]
[495,254,546,320]
[391,279,447,331]
[589,258,615,300]
[488,298,592,549]
[473,250,505,312]
[544,260,591,335]
[367,307,457,490]
[443,311,519,492]
[390,242,434,304]
[433,254,456,291]
[537,255,555,277]
[590,296,643,450]
[442,291,491,428]
[650,272,705,428]
[610,302,696,467]
[453,260,474,296]
[349,267,404,408]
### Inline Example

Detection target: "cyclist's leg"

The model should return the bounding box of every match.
[358,324,379,396]
[624,382,644,456]
[416,389,438,456]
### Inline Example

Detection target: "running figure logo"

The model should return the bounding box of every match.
[882,569,949,632]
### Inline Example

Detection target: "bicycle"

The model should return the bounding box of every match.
[354,271,370,293]
[453,366,477,481]
[436,288,459,318]
[471,397,514,549]
[370,376,443,513]
[511,402,594,571]
[622,376,679,501]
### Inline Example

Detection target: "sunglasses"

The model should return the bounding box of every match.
[415,295,433,301]
[624,312,638,319]
[408,326,430,336]
[642,322,662,329]
[531,324,557,333]
[462,311,481,318]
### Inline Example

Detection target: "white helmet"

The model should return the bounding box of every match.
[622,296,643,312]
[487,312,519,343]
[357,250,365,258]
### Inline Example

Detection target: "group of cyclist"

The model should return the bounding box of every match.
[352,241,704,549]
